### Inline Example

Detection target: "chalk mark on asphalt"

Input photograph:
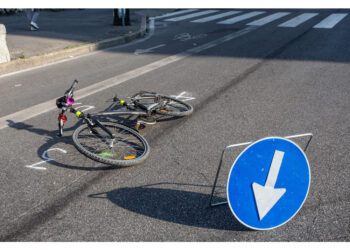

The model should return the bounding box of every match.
[25,148,67,170]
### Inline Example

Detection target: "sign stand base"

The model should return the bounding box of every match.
[209,133,313,208]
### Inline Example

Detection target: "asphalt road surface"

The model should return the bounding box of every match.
[0,9,349,241]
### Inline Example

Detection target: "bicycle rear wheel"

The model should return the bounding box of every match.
[72,122,149,166]
[132,92,193,116]
[155,95,193,116]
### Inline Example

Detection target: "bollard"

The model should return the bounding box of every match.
[0,24,11,63]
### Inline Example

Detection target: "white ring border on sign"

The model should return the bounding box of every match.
[226,136,311,231]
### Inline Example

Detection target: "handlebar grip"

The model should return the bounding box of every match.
[65,79,79,97]
[70,108,84,118]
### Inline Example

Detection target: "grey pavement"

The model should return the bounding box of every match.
[1,8,349,241]
[0,9,175,74]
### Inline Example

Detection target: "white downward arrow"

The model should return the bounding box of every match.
[252,150,286,221]
[134,44,166,55]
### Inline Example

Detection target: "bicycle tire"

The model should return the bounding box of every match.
[155,95,193,117]
[72,122,149,166]
[132,92,193,117]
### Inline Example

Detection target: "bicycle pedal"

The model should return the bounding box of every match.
[137,119,157,125]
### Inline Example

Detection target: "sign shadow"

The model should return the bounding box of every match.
[88,183,251,231]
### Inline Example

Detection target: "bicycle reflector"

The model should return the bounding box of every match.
[75,111,82,118]
[58,113,67,123]
[124,156,136,160]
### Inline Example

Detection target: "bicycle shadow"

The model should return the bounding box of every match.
[88,182,249,231]
[6,107,188,171]
[6,119,127,171]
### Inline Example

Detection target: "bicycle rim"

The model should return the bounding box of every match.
[155,95,193,116]
[73,122,149,166]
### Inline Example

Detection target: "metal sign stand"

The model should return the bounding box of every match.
[209,133,313,207]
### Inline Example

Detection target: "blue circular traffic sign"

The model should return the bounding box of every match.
[227,137,310,230]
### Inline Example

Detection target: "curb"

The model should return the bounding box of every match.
[0,15,147,76]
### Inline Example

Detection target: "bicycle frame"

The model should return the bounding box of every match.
[56,81,175,137]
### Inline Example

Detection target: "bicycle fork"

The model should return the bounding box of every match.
[84,115,116,148]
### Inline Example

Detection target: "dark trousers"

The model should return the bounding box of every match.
[113,9,130,26]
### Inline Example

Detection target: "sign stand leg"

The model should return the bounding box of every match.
[208,133,313,207]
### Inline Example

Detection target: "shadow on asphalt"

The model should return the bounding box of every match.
[5,113,186,171]
[2,9,350,63]
[88,183,251,231]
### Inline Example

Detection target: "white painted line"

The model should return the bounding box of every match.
[247,12,290,26]
[313,13,348,29]
[134,44,166,55]
[0,26,257,131]
[278,13,318,27]
[218,11,266,25]
[191,11,242,23]
[25,161,48,170]
[25,148,67,170]
[166,10,220,22]
[154,9,198,20]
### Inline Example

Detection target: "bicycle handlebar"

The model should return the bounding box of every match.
[56,79,78,109]
[56,80,79,137]
[64,79,78,98]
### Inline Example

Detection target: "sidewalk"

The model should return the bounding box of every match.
[0,9,175,75]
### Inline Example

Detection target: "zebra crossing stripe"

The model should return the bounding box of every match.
[154,9,198,20]
[166,10,220,22]
[247,12,291,26]
[161,10,347,30]
[191,10,242,23]
[278,13,318,27]
[313,13,348,29]
[218,11,266,25]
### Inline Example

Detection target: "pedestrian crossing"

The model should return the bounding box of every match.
[278,13,319,28]
[156,9,349,30]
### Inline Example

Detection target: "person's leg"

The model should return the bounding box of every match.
[31,9,40,24]
[30,9,40,30]
[25,9,33,24]
[125,9,130,25]
[113,9,122,25]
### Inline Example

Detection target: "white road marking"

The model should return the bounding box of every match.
[166,10,220,22]
[25,148,67,170]
[218,11,266,25]
[0,26,257,131]
[134,44,166,55]
[73,103,96,112]
[313,13,348,29]
[170,91,196,102]
[247,12,291,26]
[278,13,319,27]
[191,11,242,23]
[173,33,207,42]
[154,9,198,20]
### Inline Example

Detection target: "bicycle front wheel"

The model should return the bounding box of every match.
[155,95,193,117]
[72,122,149,166]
